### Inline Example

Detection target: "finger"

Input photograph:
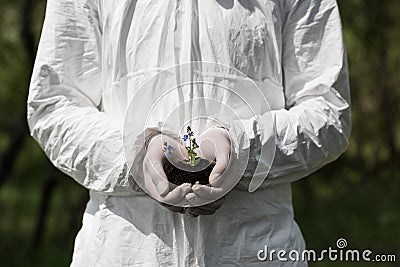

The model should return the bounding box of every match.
[160,183,192,205]
[144,170,191,206]
[185,187,224,207]
[191,184,224,200]
[185,192,202,207]
[143,171,164,201]
[209,153,230,186]
[146,158,169,196]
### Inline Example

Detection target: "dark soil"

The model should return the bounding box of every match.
[163,158,214,185]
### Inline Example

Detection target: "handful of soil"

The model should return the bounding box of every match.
[163,158,214,185]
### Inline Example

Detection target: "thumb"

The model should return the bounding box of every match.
[209,152,230,186]
[150,160,170,196]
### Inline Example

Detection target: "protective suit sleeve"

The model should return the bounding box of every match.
[27,0,140,195]
[229,0,351,190]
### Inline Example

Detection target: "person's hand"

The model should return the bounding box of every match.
[183,197,226,217]
[184,127,233,216]
[143,134,191,213]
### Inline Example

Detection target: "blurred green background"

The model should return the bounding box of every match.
[0,0,399,266]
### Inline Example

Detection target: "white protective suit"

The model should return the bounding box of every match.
[27,0,351,266]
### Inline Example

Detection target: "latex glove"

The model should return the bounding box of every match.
[184,197,226,217]
[184,127,233,215]
[143,134,191,212]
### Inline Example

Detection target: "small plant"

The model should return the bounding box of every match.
[163,125,200,166]
[182,126,200,166]
[163,125,213,186]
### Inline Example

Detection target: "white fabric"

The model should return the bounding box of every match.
[27,0,351,266]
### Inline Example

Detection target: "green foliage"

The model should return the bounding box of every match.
[0,0,399,266]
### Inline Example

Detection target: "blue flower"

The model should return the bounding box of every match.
[183,134,189,141]
[163,143,175,157]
